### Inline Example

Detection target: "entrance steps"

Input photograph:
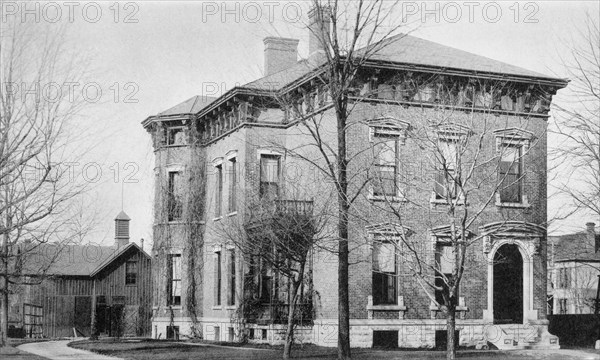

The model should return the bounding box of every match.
[484,324,560,350]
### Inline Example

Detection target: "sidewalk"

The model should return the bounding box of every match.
[17,340,123,360]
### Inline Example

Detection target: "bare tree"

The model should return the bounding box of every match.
[550,14,600,222]
[215,176,329,359]
[296,2,405,358]
[0,20,93,346]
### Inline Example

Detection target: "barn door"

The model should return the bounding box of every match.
[74,296,92,336]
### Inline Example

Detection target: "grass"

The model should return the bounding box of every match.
[0,345,48,360]
[68,339,589,360]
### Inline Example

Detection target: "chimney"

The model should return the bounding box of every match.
[114,211,131,247]
[263,37,299,76]
[140,238,144,252]
[308,5,331,55]
[586,222,597,252]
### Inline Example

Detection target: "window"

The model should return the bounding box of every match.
[167,326,179,340]
[167,254,181,306]
[112,296,126,305]
[215,251,222,306]
[435,245,455,305]
[434,140,458,200]
[125,261,137,285]
[373,132,399,197]
[558,298,568,314]
[166,127,186,146]
[228,249,236,306]
[215,164,223,216]
[369,120,408,200]
[558,267,571,289]
[372,240,397,305]
[260,155,280,199]
[228,158,237,213]
[249,254,272,303]
[498,145,522,203]
[167,172,183,221]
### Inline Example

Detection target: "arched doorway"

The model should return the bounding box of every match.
[493,244,523,324]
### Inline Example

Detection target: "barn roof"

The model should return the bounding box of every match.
[17,242,149,277]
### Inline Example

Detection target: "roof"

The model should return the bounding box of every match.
[549,232,600,263]
[244,51,327,91]
[150,34,567,120]
[115,210,131,221]
[363,34,559,80]
[17,242,149,277]
[158,95,217,116]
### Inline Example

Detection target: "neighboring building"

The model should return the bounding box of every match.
[548,223,600,314]
[8,211,152,338]
[142,7,567,349]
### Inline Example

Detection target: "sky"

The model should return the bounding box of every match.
[4,0,598,247]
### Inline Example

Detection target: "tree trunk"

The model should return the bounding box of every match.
[0,274,7,347]
[446,306,457,360]
[1,229,8,347]
[337,107,351,360]
[283,279,301,360]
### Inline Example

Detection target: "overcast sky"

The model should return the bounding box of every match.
[7,0,598,247]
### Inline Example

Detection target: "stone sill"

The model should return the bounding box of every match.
[368,195,407,203]
[495,194,530,208]
[367,304,407,311]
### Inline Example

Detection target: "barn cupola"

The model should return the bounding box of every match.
[115,210,131,247]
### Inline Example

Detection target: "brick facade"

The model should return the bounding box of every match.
[142,32,567,348]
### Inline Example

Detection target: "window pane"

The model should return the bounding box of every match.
[229,159,236,212]
[260,156,280,199]
[438,246,454,274]
[260,156,279,182]
[435,169,457,199]
[500,173,520,202]
[373,242,395,273]
[168,172,183,220]
[216,165,223,215]
[373,139,398,197]
[439,141,457,170]
[172,280,181,297]
[172,255,181,280]
[378,140,397,166]
[501,146,520,162]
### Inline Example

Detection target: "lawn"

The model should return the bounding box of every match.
[69,339,595,360]
[0,345,48,360]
